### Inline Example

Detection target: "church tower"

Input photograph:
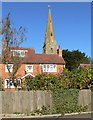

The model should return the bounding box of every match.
[43,6,58,54]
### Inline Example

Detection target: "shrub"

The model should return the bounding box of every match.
[25,74,60,91]
[25,69,93,91]
[52,89,87,115]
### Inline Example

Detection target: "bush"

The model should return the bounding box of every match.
[25,74,60,91]
[60,68,93,91]
[52,89,87,115]
[25,69,93,91]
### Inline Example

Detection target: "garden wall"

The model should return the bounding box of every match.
[0,90,92,114]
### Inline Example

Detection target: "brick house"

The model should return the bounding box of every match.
[78,64,93,69]
[0,7,65,90]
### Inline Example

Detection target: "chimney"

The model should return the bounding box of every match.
[3,39,8,50]
[57,45,62,57]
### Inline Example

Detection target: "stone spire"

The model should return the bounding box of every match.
[43,6,58,54]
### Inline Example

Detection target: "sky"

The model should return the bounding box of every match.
[2,2,91,57]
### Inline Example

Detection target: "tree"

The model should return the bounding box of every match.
[1,13,26,47]
[88,57,93,64]
[62,49,89,71]
[60,68,93,90]
[0,13,26,88]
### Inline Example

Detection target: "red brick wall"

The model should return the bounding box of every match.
[0,63,64,89]
[1,63,64,79]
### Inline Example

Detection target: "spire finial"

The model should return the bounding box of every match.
[48,5,51,8]
[48,5,51,14]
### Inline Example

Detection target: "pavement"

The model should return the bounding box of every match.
[0,111,93,120]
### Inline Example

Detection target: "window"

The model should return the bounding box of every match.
[51,32,52,36]
[51,48,53,53]
[5,79,21,88]
[26,65,33,72]
[5,64,13,72]
[43,64,57,72]
[13,50,25,57]
[5,79,14,88]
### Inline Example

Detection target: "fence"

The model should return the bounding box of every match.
[78,89,93,111]
[0,91,52,114]
[0,90,92,114]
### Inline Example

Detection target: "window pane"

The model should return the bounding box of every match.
[5,64,13,72]
[43,64,57,72]
[13,50,25,57]
[26,65,33,72]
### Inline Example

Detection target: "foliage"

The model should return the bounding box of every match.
[18,89,88,115]
[25,74,60,91]
[62,49,89,71]
[88,57,93,63]
[0,13,26,88]
[52,89,88,115]
[25,68,93,91]
[14,102,87,116]
[25,63,92,115]
[61,68,93,90]
[33,106,51,115]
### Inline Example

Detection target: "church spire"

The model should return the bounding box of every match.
[48,5,51,14]
[43,6,58,54]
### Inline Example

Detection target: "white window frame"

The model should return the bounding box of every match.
[43,64,57,72]
[5,79,21,88]
[26,65,33,73]
[5,64,13,72]
[13,50,25,57]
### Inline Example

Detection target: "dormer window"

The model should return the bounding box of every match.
[13,50,26,57]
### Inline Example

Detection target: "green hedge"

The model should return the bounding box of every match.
[25,68,93,91]
[52,89,87,115]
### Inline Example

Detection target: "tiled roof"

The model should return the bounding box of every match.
[79,64,93,69]
[24,53,65,64]
[2,47,65,64]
